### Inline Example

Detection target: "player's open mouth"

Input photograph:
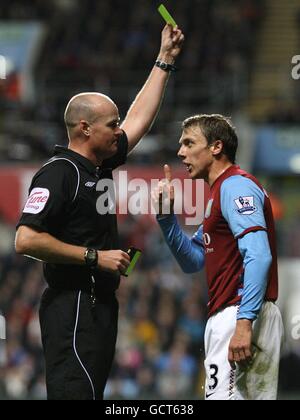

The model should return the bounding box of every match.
[184,163,192,173]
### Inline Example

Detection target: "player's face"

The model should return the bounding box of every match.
[88,103,123,160]
[178,126,213,180]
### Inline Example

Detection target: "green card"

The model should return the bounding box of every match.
[125,248,142,276]
[158,4,177,28]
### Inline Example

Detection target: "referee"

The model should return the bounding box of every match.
[15,25,184,400]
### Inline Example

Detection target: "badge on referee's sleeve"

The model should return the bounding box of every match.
[23,188,50,214]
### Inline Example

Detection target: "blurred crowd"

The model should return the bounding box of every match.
[0,0,264,163]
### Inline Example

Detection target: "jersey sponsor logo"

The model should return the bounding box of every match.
[23,188,50,214]
[203,233,211,246]
[234,196,256,215]
[205,199,214,218]
[203,233,214,253]
[85,181,96,188]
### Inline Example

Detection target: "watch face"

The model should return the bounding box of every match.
[156,61,169,71]
[87,251,93,262]
[85,249,97,266]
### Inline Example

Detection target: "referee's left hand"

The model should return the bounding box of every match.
[228,319,253,369]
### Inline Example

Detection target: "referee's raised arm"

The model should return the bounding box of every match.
[121,24,184,153]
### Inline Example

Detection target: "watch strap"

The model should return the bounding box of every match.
[155,60,177,72]
[84,248,98,268]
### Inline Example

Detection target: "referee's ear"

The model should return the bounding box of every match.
[80,121,91,137]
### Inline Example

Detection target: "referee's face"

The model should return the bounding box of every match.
[89,102,122,160]
[178,126,214,180]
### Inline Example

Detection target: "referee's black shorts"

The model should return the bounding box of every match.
[39,288,118,400]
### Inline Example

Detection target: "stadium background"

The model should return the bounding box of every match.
[0,0,300,400]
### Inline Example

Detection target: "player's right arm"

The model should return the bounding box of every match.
[15,161,129,274]
[152,165,205,273]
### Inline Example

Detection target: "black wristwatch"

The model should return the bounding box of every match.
[155,60,177,73]
[84,248,98,268]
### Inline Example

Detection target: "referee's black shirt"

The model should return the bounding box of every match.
[17,132,128,297]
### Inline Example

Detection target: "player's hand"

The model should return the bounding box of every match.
[158,24,184,63]
[151,164,175,216]
[98,250,130,275]
[228,320,253,369]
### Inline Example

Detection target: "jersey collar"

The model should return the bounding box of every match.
[54,146,99,176]
[211,165,240,190]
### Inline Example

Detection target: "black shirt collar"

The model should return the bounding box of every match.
[54,145,99,176]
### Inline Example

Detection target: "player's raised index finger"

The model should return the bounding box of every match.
[164,164,172,182]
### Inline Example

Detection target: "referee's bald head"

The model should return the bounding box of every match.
[64,92,116,139]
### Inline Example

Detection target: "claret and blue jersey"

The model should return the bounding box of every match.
[157,165,278,320]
